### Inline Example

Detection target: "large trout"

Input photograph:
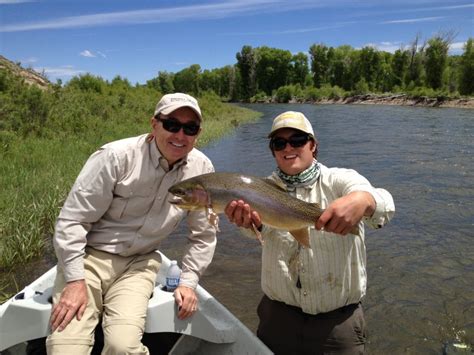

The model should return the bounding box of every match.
[169,172,361,247]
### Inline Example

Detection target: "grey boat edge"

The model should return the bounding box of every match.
[0,251,272,354]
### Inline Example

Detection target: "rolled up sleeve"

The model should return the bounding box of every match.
[335,168,395,229]
[362,187,395,229]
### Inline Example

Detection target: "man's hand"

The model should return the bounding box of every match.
[174,285,198,320]
[316,191,375,235]
[50,279,88,332]
[224,200,262,230]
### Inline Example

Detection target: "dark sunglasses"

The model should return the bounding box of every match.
[155,117,200,136]
[270,133,311,151]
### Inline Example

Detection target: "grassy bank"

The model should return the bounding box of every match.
[0,73,261,300]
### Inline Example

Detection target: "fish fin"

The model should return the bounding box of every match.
[289,228,310,248]
[206,206,220,232]
[251,222,264,246]
[350,224,360,236]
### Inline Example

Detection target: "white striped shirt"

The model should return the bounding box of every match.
[258,164,395,315]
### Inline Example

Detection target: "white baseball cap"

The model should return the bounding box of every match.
[154,93,202,121]
[268,111,314,137]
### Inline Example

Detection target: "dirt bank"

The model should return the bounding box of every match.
[316,94,474,109]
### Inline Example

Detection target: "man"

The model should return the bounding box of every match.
[225,111,395,354]
[46,93,216,354]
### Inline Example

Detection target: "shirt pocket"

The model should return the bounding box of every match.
[113,184,156,218]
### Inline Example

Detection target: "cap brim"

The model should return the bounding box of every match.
[268,128,314,138]
[159,105,202,121]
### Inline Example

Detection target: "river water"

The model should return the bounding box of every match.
[161,103,474,353]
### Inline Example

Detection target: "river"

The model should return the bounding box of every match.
[160,103,474,353]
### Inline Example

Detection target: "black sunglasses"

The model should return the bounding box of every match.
[270,133,311,151]
[155,117,200,136]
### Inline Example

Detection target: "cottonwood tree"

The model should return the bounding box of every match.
[459,38,474,95]
[425,32,455,90]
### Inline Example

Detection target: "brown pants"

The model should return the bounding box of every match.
[257,295,366,355]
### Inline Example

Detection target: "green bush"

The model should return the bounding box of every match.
[275,86,293,103]
[303,86,321,101]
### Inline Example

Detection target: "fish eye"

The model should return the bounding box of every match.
[175,189,186,196]
[170,187,185,196]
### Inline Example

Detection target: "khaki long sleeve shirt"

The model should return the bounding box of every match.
[249,164,395,315]
[53,134,216,289]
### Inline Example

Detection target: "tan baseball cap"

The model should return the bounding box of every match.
[154,93,202,121]
[268,111,314,137]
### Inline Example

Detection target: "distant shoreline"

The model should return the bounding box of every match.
[316,94,474,109]
[250,94,474,109]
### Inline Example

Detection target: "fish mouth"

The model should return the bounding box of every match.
[169,196,184,205]
[168,196,200,210]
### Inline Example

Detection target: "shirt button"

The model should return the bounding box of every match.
[302,268,305,273]
[303,291,307,296]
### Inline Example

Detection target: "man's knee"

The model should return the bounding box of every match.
[102,324,148,355]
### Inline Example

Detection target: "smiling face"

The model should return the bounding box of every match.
[271,128,316,175]
[151,107,201,167]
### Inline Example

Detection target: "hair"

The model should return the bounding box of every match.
[269,134,319,159]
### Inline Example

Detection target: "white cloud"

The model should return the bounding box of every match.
[0,0,32,4]
[34,65,85,79]
[0,0,345,33]
[223,22,355,36]
[380,16,444,24]
[450,41,467,53]
[364,41,404,53]
[79,50,107,58]
[80,50,95,58]
[22,56,38,64]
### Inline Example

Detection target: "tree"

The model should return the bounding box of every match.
[309,44,330,88]
[67,74,105,93]
[391,49,409,88]
[254,46,292,95]
[289,52,309,87]
[405,33,425,87]
[236,45,257,100]
[425,36,450,90]
[173,64,201,96]
[358,46,381,91]
[200,69,221,95]
[328,45,353,91]
[459,38,474,95]
[157,71,175,94]
[218,65,238,99]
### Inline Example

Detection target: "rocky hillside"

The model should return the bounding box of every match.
[0,55,51,90]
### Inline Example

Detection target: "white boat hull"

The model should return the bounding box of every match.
[0,251,272,354]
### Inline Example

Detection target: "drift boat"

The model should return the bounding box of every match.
[0,252,272,354]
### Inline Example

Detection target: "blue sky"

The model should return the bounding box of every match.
[1,0,473,84]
